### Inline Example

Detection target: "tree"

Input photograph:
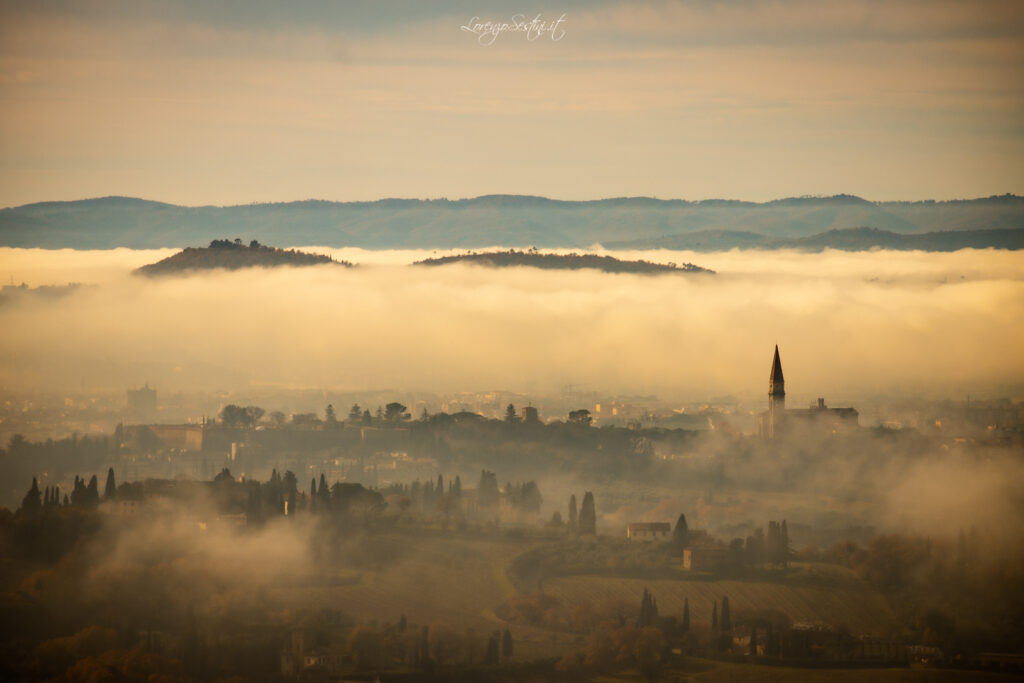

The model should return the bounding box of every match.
[269,411,286,427]
[673,513,689,550]
[219,404,263,428]
[319,473,330,507]
[568,409,592,426]
[634,626,665,683]
[721,596,732,632]
[504,404,519,423]
[478,470,499,508]
[245,405,264,425]
[348,403,362,422]
[214,468,233,483]
[325,404,337,425]
[568,494,578,531]
[86,475,100,507]
[484,632,499,665]
[502,627,513,658]
[781,520,790,569]
[385,402,409,422]
[20,477,42,514]
[682,598,690,632]
[711,600,718,632]
[104,467,117,500]
[219,404,247,427]
[347,627,383,670]
[638,588,659,627]
[579,491,596,534]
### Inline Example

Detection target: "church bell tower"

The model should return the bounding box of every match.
[768,345,785,437]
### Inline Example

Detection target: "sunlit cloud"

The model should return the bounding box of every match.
[0,247,1020,400]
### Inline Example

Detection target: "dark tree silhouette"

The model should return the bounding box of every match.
[504,404,519,423]
[568,494,578,531]
[86,475,100,507]
[568,409,592,426]
[673,513,689,550]
[682,598,690,632]
[384,402,409,422]
[485,632,499,665]
[502,627,513,658]
[721,596,732,632]
[579,491,596,534]
[20,477,42,514]
[104,467,117,500]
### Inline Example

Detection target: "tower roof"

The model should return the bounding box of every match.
[770,345,784,384]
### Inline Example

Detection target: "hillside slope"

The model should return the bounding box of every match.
[2,194,1022,249]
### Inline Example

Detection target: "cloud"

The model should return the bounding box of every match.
[0,247,1020,401]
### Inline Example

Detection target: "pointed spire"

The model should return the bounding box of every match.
[770,345,784,384]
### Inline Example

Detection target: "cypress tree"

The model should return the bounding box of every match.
[568,494,578,531]
[310,479,317,512]
[104,467,117,500]
[682,598,690,632]
[711,601,718,632]
[781,520,790,568]
[86,475,100,507]
[485,633,499,665]
[673,513,689,549]
[579,492,596,534]
[21,477,42,514]
[319,473,330,507]
[53,485,60,507]
[750,626,758,656]
[502,627,513,658]
[721,596,732,632]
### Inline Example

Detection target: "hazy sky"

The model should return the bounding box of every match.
[1,0,1022,206]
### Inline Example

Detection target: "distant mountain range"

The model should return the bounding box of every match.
[1,194,1022,251]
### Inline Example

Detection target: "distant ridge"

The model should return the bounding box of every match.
[412,250,712,274]
[2,193,1021,250]
[605,226,1024,252]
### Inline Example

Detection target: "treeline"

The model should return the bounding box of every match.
[133,239,352,276]
[802,531,1024,654]
[413,249,712,274]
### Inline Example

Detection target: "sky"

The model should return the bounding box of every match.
[1,0,1023,207]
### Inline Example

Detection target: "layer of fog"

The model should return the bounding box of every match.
[1,246,1021,402]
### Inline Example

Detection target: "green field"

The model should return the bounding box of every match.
[543,562,902,636]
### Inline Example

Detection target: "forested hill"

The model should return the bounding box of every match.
[134,240,351,276]
[1,193,1022,249]
[413,250,712,274]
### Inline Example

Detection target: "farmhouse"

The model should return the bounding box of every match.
[626,521,671,541]
[682,546,733,571]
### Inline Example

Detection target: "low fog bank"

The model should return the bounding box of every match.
[0,247,1021,401]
